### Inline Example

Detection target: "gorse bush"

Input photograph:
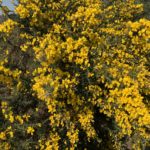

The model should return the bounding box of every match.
[0,0,150,149]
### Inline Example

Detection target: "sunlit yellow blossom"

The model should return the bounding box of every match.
[27,127,35,135]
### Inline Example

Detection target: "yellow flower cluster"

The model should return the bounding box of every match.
[27,127,35,135]
[0,0,150,149]
[0,19,18,34]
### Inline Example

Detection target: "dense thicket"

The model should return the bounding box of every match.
[0,0,150,149]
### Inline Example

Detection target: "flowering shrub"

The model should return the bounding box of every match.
[0,0,150,149]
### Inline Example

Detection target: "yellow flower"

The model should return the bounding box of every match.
[9,131,14,138]
[27,127,35,135]
[9,115,14,123]
[0,132,6,140]
[16,115,24,124]
[23,114,30,121]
